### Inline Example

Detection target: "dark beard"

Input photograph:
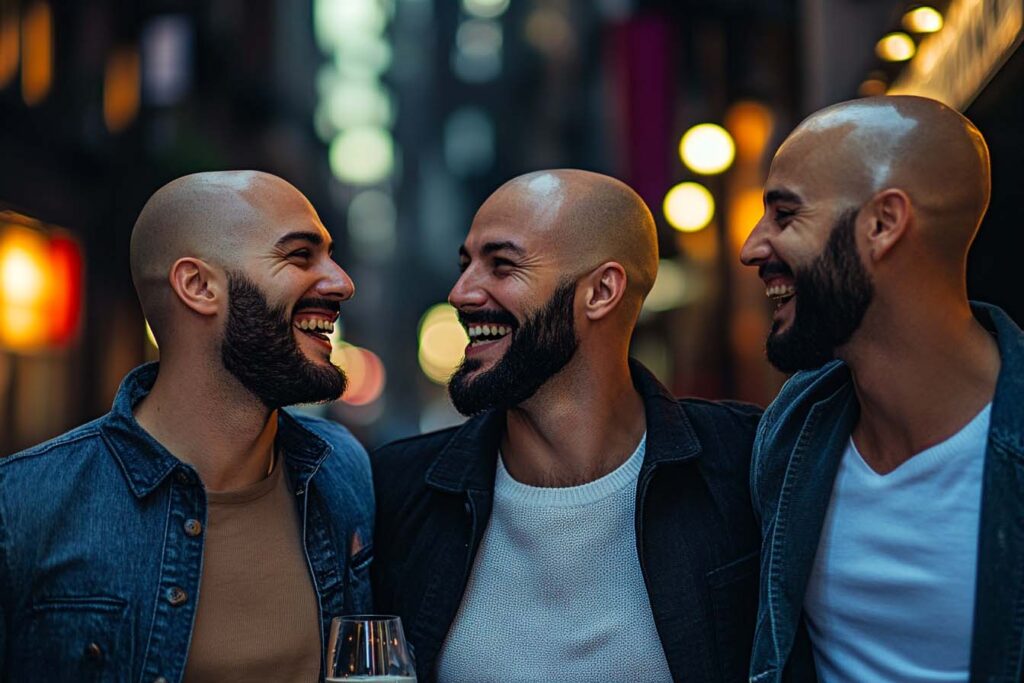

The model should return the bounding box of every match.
[766,208,875,373]
[220,272,347,408]
[448,281,579,416]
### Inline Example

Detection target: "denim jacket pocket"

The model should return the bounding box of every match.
[17,595,133,683]
[345,543,374,613]
[706,551,760,683]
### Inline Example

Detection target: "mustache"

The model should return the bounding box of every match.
[759,261,794,280]
[458,309,518,327]
[294,297,341,316]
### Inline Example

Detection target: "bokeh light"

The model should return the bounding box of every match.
[21,1,52,106]
[329,126,394,185]
[724,102,772,163]
[104,46,141,133]
[463,0,510,19]
[876,32,916,62]
[0,226,47,349]
[902,7,943,34]
[679,123,735,175]
[333,344,386,406]
[418,303,469,385]
[663,182,715,233]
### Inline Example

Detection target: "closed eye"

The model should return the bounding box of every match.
[289,248,312,259]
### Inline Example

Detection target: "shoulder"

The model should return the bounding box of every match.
[1,417,107,473]
[759,361,849,437]
[371,425,461,475]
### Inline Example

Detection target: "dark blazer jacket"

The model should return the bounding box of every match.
[371,360,763,682]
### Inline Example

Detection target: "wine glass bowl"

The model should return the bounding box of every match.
[326,615,416,681]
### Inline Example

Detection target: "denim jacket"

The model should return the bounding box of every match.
[748,303,1024,683]
[0,363,374,683]
[373,360,764,682]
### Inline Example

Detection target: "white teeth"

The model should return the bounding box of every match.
[467,323,514,340]
[296,318,335,334]
[766,284,796,299]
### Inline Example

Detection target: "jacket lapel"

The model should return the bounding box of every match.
[766,380,858,668]
[405,410,504,679]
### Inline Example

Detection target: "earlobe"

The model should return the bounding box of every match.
[168,258,222,316]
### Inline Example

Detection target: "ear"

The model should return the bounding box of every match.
[582,262,628,322]
[863,189,912,262]
[168,257,223,316]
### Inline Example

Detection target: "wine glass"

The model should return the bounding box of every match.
[326,615,416,682]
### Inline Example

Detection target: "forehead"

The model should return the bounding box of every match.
[766,129,867,207]
[238,180,329,245]
[463,177,567,252]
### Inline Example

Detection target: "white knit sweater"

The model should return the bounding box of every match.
[436,433,673,682]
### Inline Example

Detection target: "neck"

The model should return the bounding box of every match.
[501,354,646,487]
[843,297,999,474]
[133,354,280,491]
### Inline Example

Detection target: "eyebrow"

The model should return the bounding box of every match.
[276,231,332,253]
[764,189,804,205]
[459,241,526,259]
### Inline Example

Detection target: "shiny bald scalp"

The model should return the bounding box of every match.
[503,169,659,304]
[129,170,288,339]
[786,95,991,257]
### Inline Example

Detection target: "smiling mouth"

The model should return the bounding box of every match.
[293,315,336,344]
[766,283,796,311]
[466,323,514,347]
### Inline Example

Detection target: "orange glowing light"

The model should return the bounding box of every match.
[0,4,19,89]
[21,1,51,106]
[725,101,773,163]
[728,188,766,254]
[104,46,140,133]
[0,222,84,351]
[333,343,386,406]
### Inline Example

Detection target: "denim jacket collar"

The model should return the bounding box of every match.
[423,359,701,494]
[100,362,334,498]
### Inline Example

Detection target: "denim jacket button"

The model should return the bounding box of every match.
[175,471,191,485]
[153,677,168,683]
[183,519,202,536]
[84,642,103,661]
[166,586,188,606]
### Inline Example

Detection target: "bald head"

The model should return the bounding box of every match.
[776,95,990,256]
[487,169,659,304]
[130,170,316,339]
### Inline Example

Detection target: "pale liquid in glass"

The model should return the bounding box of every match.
[325,677,415,682]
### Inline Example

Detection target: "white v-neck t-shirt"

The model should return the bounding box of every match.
[804,404,991,682]
[436,433,673,682]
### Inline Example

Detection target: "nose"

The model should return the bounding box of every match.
[448,266,486,310]
[316,259,355,302]
[739,216,773,268]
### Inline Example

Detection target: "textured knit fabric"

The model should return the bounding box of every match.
[803,404,990,683]
[436,433,673,682]
[183,458,320,683]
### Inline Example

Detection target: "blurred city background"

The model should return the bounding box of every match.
[1,0,1021,453]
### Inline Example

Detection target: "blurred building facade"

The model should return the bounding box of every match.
[1,0,1020,454]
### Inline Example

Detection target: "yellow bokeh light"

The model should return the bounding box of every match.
[418,303,469,385]
[663,182,715,233]
[902,7,943,34]
[0,226,48,350]
[329,126,394,185]
[876,32,916,62]
[679,123,735,175]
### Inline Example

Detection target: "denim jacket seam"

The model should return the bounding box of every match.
[0,429,102,469]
